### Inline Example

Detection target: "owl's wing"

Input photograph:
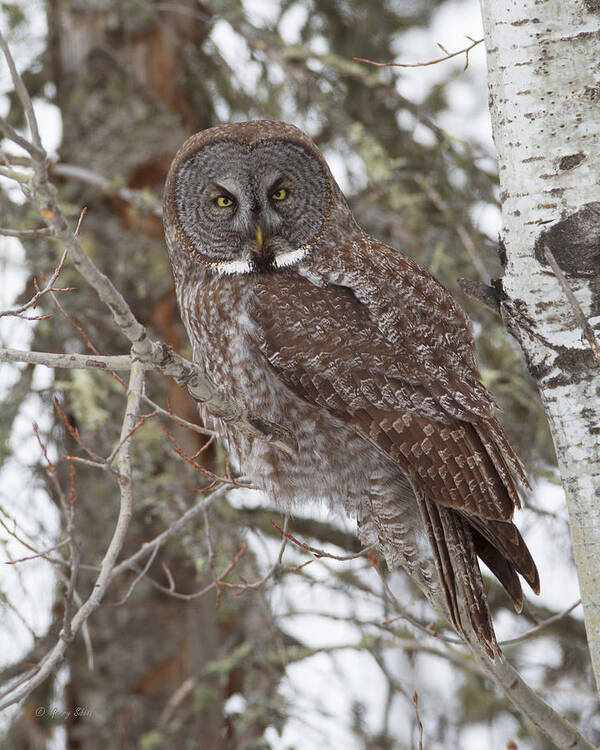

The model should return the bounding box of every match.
[302,235,529,484]
[247,267,539,612]
[248,266,527,518]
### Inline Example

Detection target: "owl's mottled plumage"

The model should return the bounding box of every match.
[163,120,539,656]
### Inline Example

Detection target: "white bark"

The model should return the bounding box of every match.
[480,0,600,697]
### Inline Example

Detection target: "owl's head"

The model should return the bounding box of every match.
[163,121,352,277]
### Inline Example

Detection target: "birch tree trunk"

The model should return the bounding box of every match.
[480,0,600,696]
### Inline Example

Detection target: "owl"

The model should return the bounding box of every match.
[163,120,539,657]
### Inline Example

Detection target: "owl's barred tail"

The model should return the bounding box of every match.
[415,492,499,658]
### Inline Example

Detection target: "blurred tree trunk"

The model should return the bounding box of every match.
[480,0,600,697]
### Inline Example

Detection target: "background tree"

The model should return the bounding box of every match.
[0,1,598,748]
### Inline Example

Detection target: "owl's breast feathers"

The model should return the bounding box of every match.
[243,234,539,656]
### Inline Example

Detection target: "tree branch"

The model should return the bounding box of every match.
[0,348,134,371]
[0,361,144,709]
[0,27,294,457]
[354,37,483,71]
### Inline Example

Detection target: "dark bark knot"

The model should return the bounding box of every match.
[534,202,600,279]
[558,152,586,171]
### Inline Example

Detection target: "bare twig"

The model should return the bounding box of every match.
[544,246,600,367]
[413,691,424,750]
[501,600,582,647]
[140,543,249,603]
[60,465,80,643]
[51,163,162,217]
[0,346,298,449]
[0,250,69,319]
[414,175,489,284]
[238,514,289,590]
[138,515,290,602]
[109,545,159,607]
[0,28,294,455]
[0,361,144,709]
[0,123,39,157]
[74,205,87,236]
[110,483,232,579]
[354,37,483,71]
[158,677,197,729]
[4,540,70,565]
[270,520,374,561]
[54,398,104,464]
[380,566,596,750]
[376,568,463,647]
[0,226,52,238]
[0,32,42,151]
[161,561,176,592]
[105,408,157,466]
[140,393,220,439]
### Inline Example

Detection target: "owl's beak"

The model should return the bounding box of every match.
[251,224,273,271]
[255,225,264,248]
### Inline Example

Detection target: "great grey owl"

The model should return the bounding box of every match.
[163,120,539,657]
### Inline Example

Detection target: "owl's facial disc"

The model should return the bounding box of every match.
[174,139,327,274]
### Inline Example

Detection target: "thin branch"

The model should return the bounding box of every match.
[0,165,31,182]
[0,250,69,319]
[105,408,157,466]
[0,117,41,157]
[414,175,489,284]
[142,544,248,602]
[0,151,31,166]
[51,163,162,217]
[161,561,175,592]
[0,226,53,238]
[158,677,197,729]
[471,643,596,750]
[501,600,582,647]
[110,483,232,579]
[0,29,294,455]
[0,31,43,150]
[270,519,374,561]
[381,575,597,750]
[53,398,105,464]
[0,361,144,709]
[376,566,463,647]
[141,393,220,439]
[354,37,483,71]
[544,246,600,367]
[413,692,424,750]
[109,545,159,607]
[4,540,70,565]
[60,465,80,642]
[236,514,289,591]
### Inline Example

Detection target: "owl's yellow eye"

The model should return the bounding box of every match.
[216,195,234,208]
[271,188,288,201]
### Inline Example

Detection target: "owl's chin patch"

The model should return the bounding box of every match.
[273,245,312,269]
[209,244,311,276]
